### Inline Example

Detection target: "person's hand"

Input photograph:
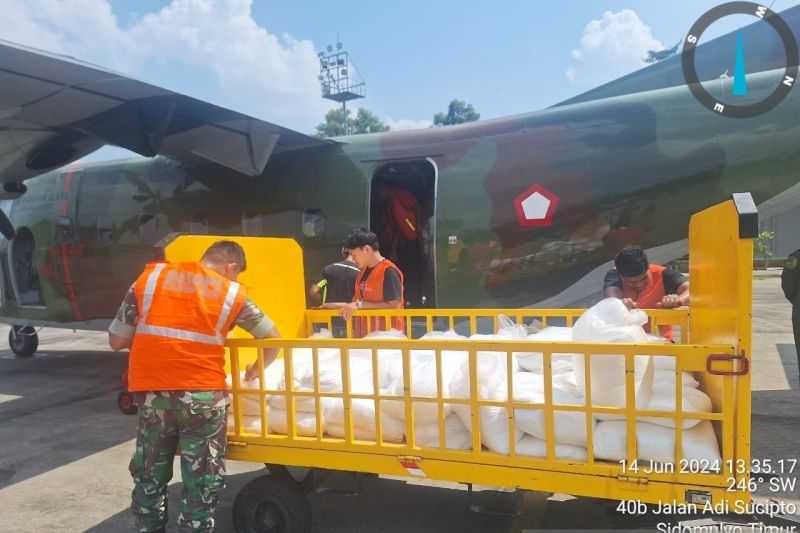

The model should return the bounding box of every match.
[340,302,358,320]
[622,298,637,309]
[657,294,681,308]
[244,363,260,382]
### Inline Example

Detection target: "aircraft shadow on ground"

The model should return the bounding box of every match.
[84,469,567,533]
[776,343,800,390]
[0,349,134,490]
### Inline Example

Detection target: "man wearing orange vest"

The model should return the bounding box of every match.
[324,229,405,336]
[603,246,689,340]
[108,241,279,533]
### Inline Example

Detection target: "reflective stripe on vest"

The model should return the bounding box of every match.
[136,265,241,345]
[140,263,166,322]
[215,281,241,334]
[136,323,225,345]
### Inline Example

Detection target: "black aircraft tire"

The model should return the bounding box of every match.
[233,474,312,533]
[9,326,38,357]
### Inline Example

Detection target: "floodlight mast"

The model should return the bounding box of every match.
[318,40,365,135]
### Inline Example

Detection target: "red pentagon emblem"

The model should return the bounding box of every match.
[513,184,559,227]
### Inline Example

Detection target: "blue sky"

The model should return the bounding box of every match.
[5,0,800,160]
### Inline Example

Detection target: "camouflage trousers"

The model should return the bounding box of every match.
[129,391,228,533]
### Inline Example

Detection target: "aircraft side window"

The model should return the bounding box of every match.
[54,216,73,243]
[302,208,325,238]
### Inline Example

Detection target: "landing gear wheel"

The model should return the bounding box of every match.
[117,391,138,415]
[233,474,312,533]
[9,326,38,357]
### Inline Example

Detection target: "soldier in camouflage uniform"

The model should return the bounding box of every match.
[109,241,279,533]
[782,249,800,382]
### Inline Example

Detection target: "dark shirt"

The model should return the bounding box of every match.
[603,267,687,295]
[318,260,360,303]
[781,250,800,306]
[360,263,403,301]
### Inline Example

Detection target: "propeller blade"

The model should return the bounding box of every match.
[0,209,15,240]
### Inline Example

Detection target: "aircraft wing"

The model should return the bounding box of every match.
[0,39,334,183]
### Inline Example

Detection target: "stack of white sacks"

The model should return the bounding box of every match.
[228,298,721,465]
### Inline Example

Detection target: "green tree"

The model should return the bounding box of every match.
[315,107,390,137]
[754,230,775,268]
[315,108,350,137]
[351,108,390,134]
[433,99,480,126]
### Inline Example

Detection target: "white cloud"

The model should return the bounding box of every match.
[566,9,663,85]
[385,118,432,131]
[0,0,327,132]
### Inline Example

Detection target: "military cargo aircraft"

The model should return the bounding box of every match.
[1,7,799,356]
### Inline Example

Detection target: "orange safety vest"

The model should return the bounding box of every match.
[352,259,405,337]
[127,261,247,391]
[621,264,674,341]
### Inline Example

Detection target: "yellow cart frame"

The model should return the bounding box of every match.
[185,195,755,530]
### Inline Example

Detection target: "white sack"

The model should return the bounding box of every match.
[268,356,378,412]
[226,362,285,394]
[494,316,553,374]
[380,349,467,423]
[324,398,405,442]
[269,394,318,413]
[593,380,711,429]
[267,409,321,437]
[593,420,721,465]
[412,414,473,449]
[450,351,522,454]
[420,329,467,340]
[639,383,712,429]
[517,435,588,461]
[517,327,575,372]
[572,298,653,408]
[647,356,700,389]
[226,370,279,417]
[512,372,593,447]
[455,406,522,455]
[227,414,263,434]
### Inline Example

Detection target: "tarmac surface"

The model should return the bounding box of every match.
[0,275,798,532]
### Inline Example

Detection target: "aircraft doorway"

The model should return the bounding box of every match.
[370,158,436,308]
[8,227,44,306]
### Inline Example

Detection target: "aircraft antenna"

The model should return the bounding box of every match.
[317,39,366,134]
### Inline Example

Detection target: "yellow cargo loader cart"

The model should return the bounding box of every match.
[163,194,756,532]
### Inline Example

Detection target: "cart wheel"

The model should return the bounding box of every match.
[9,326,38,357]
[266,464,316,494]
[117,391,138,415]
[233,474,312,533]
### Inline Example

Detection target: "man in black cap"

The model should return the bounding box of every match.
[309,246,360,337]
[781,249,800,380]
[309,247,360,307]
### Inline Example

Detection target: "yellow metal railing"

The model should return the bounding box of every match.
[219,194,753,507]
[224,327,745,504]
[304,307,690,342]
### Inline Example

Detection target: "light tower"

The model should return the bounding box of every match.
[318,40,365,134]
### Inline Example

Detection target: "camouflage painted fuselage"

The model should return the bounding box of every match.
[2,69,800,329]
